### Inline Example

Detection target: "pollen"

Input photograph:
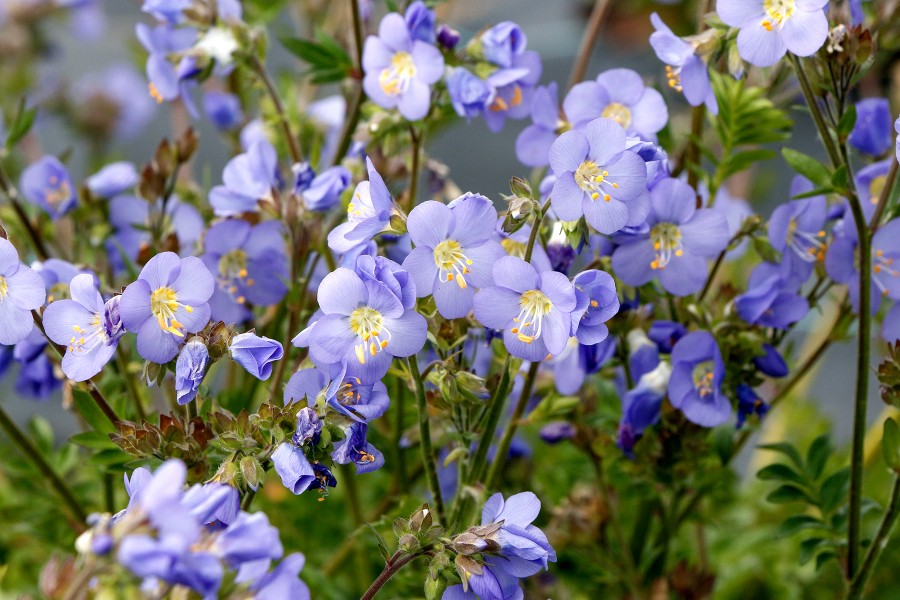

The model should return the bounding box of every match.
[349,307,392,364]
[433,239,473,289]
[150,286,191,337]
[601,102,633,129]
[512,289,553,344]
[379,51,417,96]
[649,223,684,270]
[575,160,619,203]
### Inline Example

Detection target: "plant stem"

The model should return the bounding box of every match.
[524,200,550,263]
[360,552,422,600]
[464,356,512,483]
[408,354,446,525]
[249,55,302,164]
[0,163,50,260]
[567,0,612,89]
[406,125,421,212]
[331,0,367,167]
[871,158,899,232]
[847,476,900,599]
[116,348,146,421]
[0,403,87,527]
[484,360,540,491]
[789,55,841,167]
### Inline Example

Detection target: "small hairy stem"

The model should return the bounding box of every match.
[249,55,302,164]
[567,0,612,89]
[0,403,87,528]
[408,354,446,525]
[360,552,422,600]
[484,360,541,491]
[847,476,900,599]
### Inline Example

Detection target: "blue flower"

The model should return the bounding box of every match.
[736,383,769,429]
[404,0,435,43]
[647,320,686,353]
[649,13,717,113]
[767,176,827,288]
[570,269,619,345]
[564,67,668,139]
[119,252,214,363]
[827,216,900,313]
[249,553,310,600]
[474,256,577,362]
[551,336,616,395]
[403,194,506,319]
[363,12,444,120]
[0,239,46,345]
[229,332,283,380]
[618,361,671,456]
[332,422,385,473]
[209,139,280,216]
[271,443,317,494]
[850,98,892,157]
[718,0,828,67]
[135,23,199,106]
[735,263,809,329]
[611,178,728,296]
[85,162,137,198]
[285,363,390,422]
[668,331,730,427]
[141,0,190,24]
[327,158,401,254]
[174,338,208,404]
[43,274,125,382]
[447,68,495,119]
[203,90,243,130]
[302,166,351,212]
[20,156,77,219]
[753,343,789,377]
[516,82,561,168]
[549,118,650,235]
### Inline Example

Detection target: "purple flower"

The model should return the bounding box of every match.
[549,118,650,234]
[647,320,686,353]
[403,194,506,319]
[736,384,769,428]
[203,90,243,130]
[735,263,809,329]
[20,156,76,219]
[215,511,283,566]
[142,0,190,24]
[480,21,526,68]
[327,158,400,254]
[107,195,203,271]
[119,252,214,363]
[473,256,577,362]
[209,139,279,216]
[827,216,900,312]
[201,219,288,324]
[136,23,199,106]
[895,116,900,166]
[12,330,60,400]
[285,363,390,422]
[447,68,495,119]
[611,178,728,296]
[230,332,283,380]
[174,338,208,404]
[482,52,542,134]
[649,13,718,113]
[516,82,561,168]
[302,166,351,212]
[249,553,310,600]
[332,422,385,473]
[551,336,616,395]
[754,343,788,377]
[363,12,444,120]
[540,421,576,444]
[564,68,668,139]
[718,0,828,67]
[668,331,730,427]
[404,1,435,44]
[43,275,125,382]
[570,269,619,344]
[292,407,322,446]
[86,162,137,198]
[271,443,317,494]
[855,159,893,224]
[768,176,827,288]
[850,98,892,157]
[618,361,671,456]
[0,239,46,345]
[296,261,426,382]
[437,24,460,50]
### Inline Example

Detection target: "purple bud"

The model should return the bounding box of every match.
[404,1,436,44]
[203,90,243,131]
[103,296,126,345]
[91,534,114,555]
[437,24,460,49]
[303,166,351,212]
[293,407,322,446]
[175,338,209,405]
[229,332,283,380]
[753,343,788,378]
[291,162,316,195]
[540,421,576,444]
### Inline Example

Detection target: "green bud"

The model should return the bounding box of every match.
[399,534,419,553]
[509,176,533,199]
[424,574,447,600]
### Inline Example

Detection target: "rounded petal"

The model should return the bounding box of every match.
[473,287,521,329]
[6,266,47,311]
[596,68,645,105]
[135,317,180,363]
[550,175,588,222]
[492,256,539,293]
[562,81,601,127]
[140,252,182,290]
[538,271,576,312]
[611,240,656,287]
[582,196,629,235]
[407,201,452,248]
[736,21,787,67]
[68,273,104,314]
[397,79,431,121]
[434,279,475,318]
[402,246,440,297]
[782,9,828,57]
[516,125,556,168]
[382,310,427,357]
[461,241,507,288]
[410,41,444,83]
[317,268,367,315]
[658,253,708,296]
[717,0,765,27]
[118,279,152,331]
[169,257,214,304]
[549,129,589,175]
[583,117,626,164]
[680,210,730,256]
[42,300,94,345]
[0,301,33,345]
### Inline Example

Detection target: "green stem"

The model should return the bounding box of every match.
[249,55,302,163]
[847,476,900,599]
[408,354,446,525]
[360,551,423,600]
[331,0,367,167]
[0,163,50,260]
[116,348,145,421]
[465,356,512,486]
[789,55,841,167]
[0,403,87,527]
[484,361,541,491]
[870,158,899,232]
[566,0,612,89]
[406,125,421,212]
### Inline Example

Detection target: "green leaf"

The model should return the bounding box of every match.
[366,523,392,563]
[819,468,850,513]
[831,165,850,192]
[792,186,833,199]
[28,416,54,456]
[798,537,829,566]
[883,417,900,470]
[776,514,825,538]
[757,463,807,486]
[805,434,831,480]
[718,149,777,180]
[70,431,118,450]
[5,97,37,149]
[782,148,832,188]
[837,104,857,140]
[766,484,812,504]
[72,389,116,433]
[758,442,805,469]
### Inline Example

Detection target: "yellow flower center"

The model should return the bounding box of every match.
[665,65,683,93]
[433,239,473,289]
[575,160,619,202]
[870,174,887,205]
[786,218,826,263]
[218,249,252,305]
[510,289,553,344]
[874,249,900,297]
[650,223,684,270]
[762,0,796,31]
[349,306,391,364]
[0,275,7,301]
[692,361,716,397]
[44,174,72,210]
[68,314,107,354]
[148,82,165,104]
[150,286,193,337]
[601,102,633,129]
[379,51,417,96]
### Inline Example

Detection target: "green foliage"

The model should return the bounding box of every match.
[280,32,353,84]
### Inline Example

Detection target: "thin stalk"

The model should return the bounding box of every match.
[331,0,367,166]
[847,476,900,599]
[116,349,146,421]
[789,55,841,168]
[408,354,446,525]
[567,0,612,89]
[360,552,422,600]
[249,55,302,164]
[687,104,706,196]
[0,163,50,260]
[871,158,899,232]
[0,403,87,527]
[465,356,512,487]
[484,361,540,491]
[406,125,421,212]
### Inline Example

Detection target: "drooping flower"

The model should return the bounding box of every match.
[477,22,543,133]
[271,443,317,495]
[135,22,199,106]
[767,176,827,288]
[515,82,562,168]
[11,330,61,400]
[563,68,668,139]
[174,337,209,404]
[668,331,730,427]
[404,0,435,43]
[473,256,577,361]
[209,139,280,216]
[362,12,444,121]
[617,361,671,456]
[327,158,402,254]
[119,252,214,363]
[201,219,288,324]
[826,216,900,312]
[447,67,496,119]
[0,239,46,345]
[854,159,893,224]
[86,162,137,198]
[754,343,789,377]
[647,320,686,353]
[296,260,426,382]
[331,422,385,473]
[43,274,125,382]
[284,363,390,422]
[736,383,770,428]
[611,178,729,296]
[229,332,283,380]
[570,269,619,345]
[403,194,506,319]
[717,0,828,67]
[20,156,77,219]
[549,117,649,235]
[203,90,243,130]
[299,165,352,212]
[849,98,892,157]
[649,12,718,113]
[734,263,809,329]
[551,336,616,395]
